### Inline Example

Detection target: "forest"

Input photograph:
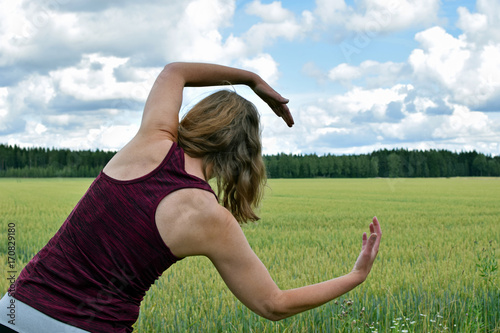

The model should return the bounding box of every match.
[1,144,499,178]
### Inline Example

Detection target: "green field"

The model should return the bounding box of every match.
[1,178,499,332]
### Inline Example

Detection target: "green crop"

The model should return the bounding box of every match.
[1,178,499,332]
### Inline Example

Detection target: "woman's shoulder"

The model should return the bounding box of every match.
[156,188,235,258]
[162,187,223,223]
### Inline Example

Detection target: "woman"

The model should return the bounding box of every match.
[1,62,382,332]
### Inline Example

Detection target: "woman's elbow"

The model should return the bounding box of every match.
[258,296,290,321]
[263,312,287,322]
[160,62,182,76]
[257,309,286,322]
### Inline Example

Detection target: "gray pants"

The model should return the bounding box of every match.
[0,293,90,333]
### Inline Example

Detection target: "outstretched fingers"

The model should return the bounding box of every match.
[367,233,378,250]
[371,216,382,252]
[272,103,294,127]
[352,217,382,280]
[363,217,381,255]
[361,232,368,250]
[253,81,294,127]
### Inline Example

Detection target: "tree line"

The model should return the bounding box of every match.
[264,149,500,178]
[0,144,115,177]
[1,144,499,178]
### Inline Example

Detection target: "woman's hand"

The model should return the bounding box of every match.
[252,79,294,127]
[351,217,382,282]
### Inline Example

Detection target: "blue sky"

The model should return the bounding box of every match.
[0,0,499,156]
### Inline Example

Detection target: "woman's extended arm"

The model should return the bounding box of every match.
[212,211,381,321]
[140,62,293,141]
[180,197,382,321]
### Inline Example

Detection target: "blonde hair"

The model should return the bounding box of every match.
[177,90,266,223]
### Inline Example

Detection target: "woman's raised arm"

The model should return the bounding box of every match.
[139,62,293,141]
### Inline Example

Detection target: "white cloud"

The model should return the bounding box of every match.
[50,54,158,103]
[314,0,440,34]
[348,0,440,33]
[238,53,280,84]
[27,121,48,135]
[284,76,498,155]
[408,24,500,109]
[328,63,362,82]
[410,26,470,87]
[246,0,294,23]
[324,1,500,114]
[314,0,349,26]
[476,0,500,41]
[0,88,9,131]
[171,0,243,63]
[45,114,71,126]
[332,84,407,115]
[243,11,312,53]
[87,124,139,150]
[0,52,151,148]
[0,74,56,135]
[327,60,408,88]
[1,0,244,72]
[0,1,56,67]
[456,6,488,36]
[298,105,340,129]
[432,104,490,139]
[445,2,500,111]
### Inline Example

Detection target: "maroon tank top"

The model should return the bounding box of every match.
[13,142,215,332]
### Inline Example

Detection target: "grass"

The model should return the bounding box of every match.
[1,177,499,332]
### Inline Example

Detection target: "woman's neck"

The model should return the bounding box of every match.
[184,153,207,181]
